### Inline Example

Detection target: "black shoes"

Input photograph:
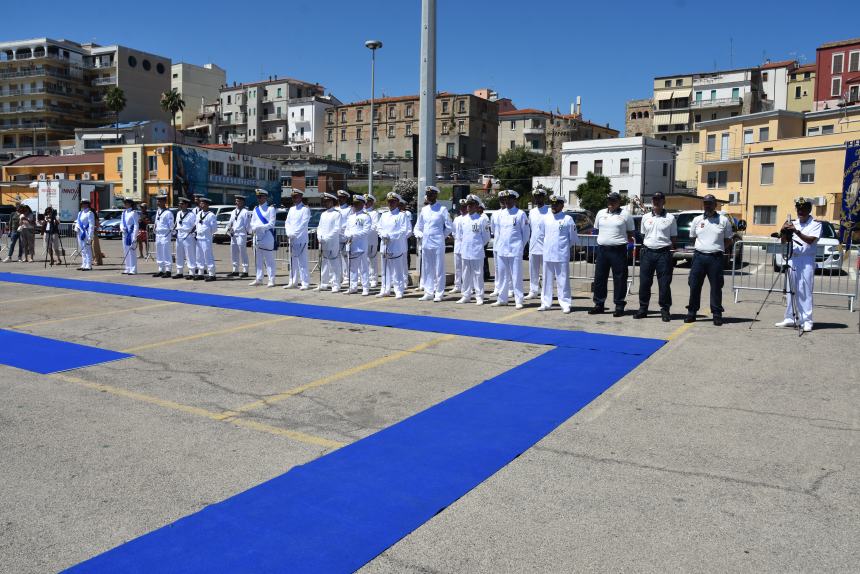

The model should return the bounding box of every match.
[613,308,625,318]
[588,306,605,315]
[152,272,162,277]
[633,309,647,319]
[239,272,249,278]
[227,271,238,277]
[193,275,204,281]
[713,315,723,326]
[184,274,194,280]
[661,309,671,322]
[172,274,183,279]
[684,314,696,323]
[204,276,215,282]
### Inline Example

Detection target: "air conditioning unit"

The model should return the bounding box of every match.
[54,173,65,180]
[37,173,46,181]
[82,172,91,180]
[813,196,827,206]
[156,147,167,154]
[728,192,740,204]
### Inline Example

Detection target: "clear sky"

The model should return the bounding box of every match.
[6,0,859,131]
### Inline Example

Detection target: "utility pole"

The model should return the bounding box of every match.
[417,0,436,208]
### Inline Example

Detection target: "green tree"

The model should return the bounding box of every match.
[393,178,418,208]
[493,147,553,207]
[159,89,186,143]
[104,86,126,144]
[575,172,613,214]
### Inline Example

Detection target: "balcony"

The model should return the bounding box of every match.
[220,114,247,125]
[91,76,117,86]
[262,112,285,121]
[264,133,284,142]
[522,127,544,135]
[696,148,743,163]
[690,97,742,109]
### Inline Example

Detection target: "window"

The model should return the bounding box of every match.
[405,123,412,136]
[760,163,774,185]
[372,127,378,139]
[227,163,240,177]
[594,160,603,175]
[340,128,346,141]
[675,78,683,86]
[357,109,363,121]
[442,100,449,113]
[753,206,777,225]
[226,95,232,105]
[156,63,165,74]
[356,152,362,162]
[795,86,802,99]
[664,80,671,87]
[822,124,834,135]
[510,120,516,129]
[759,127,769,142]
[510,140,516,149]
[147,155,158,174]
[695,91,702,102]
[850,51,860,72]
[662,162,668,176]
[710,89,716,101]
[804,72,811,80]
[405,104,414,117]
[458,100,465,113]
[441,122,449,135]
[356,128,361,140]
[706,134,716,152]
[831,76,842,97]
[326,129,333,142]
[743,129,753,144]
[762,71,768,81]
[531,139,540,150]
[387,151,394,159]
[387,125,394,138]
[446,143,455,158]
[707,170,727,189]
[277,87,282,98]
[694,113,701,122]
[569,161,578,176]
[851,85,860,103]
[731,87,740,100]
[128,55,137,67]
[388,106,395,119]
[807,127,820,136]
[340,153,346,161]
[458,120,465,133]
[832,53,844,74]
[644,111,649,118]
[116,156,123,173]
[800,160,815,183]
[620,158,630,174]
[405,150,411,159]
[340,110,346,123]
[327,112,333,125]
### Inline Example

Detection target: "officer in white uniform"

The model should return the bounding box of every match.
[636,191,677,322]
[152,194,174,278]
[450,198,468,294]
[538,194,578,313]
[456,195,491,305]
[685,194,734,325]
[400,199,414,290]
[336,189,352,286]
[375,192,410,298]
[525,187,550,300]
[317,192,343,292]
[74,198,95,271]
[344,194,372,295]
[119,197,139,275]
[414,186,453,302]
[491,189,530,309]
[775,197,821,332]
[365,194,381,288]
[173,197,197,279]
[284,189,311,290]
[194,196,217,281]
[227,195,251,278]
[591,191,635,316]
[249,189,278,287]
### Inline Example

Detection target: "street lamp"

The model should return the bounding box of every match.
[365,39,382,198]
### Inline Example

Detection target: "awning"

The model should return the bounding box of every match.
[654,113,673,126]
[80,133,118,141]
[673,88,692,99]
[670,112,690,124]
[656,91,675,101]
[184,124,211,132]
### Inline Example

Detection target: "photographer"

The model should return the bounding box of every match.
[41,206,62,266]
[775,197,821,332]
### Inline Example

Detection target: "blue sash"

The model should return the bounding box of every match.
[123,211,134,246]
[77,212,89,242]
[255,205,276,243]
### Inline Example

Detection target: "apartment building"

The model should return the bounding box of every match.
[72,120,173,154]
[497,106,618,157]
[171,62,226,129]
[323,92,499,178]
[760,60,798,111]
[0,38,170,157]
[787,64,816,112]
[2,151,105,182]
[625,98,654,137]
[814,37,860,110]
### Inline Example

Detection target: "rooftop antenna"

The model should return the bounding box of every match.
[729,37,733,67]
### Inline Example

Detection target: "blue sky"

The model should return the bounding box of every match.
[7,0,859,131]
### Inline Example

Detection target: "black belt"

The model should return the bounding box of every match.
[695,250,723,257]
[599,244,627,250]
[643,246,671,253]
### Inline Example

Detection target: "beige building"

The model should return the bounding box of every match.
[625,98,654,137]
[786,63,816,113]
[171,63,226,129]
[498,108,618,155]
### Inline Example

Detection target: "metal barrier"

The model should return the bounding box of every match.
[731,240,859,311]
[568,235,638,297]
[275,231,321,274]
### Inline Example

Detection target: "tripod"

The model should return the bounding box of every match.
[750,239,801,336]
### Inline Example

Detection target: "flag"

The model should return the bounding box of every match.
[840,140,860,248]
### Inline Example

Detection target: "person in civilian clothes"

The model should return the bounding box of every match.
[174,197,197,279]
[525,187,550,300]
[151,194,174,277]
[491,190,530,309]
[194,196,217,281]
[227,195,251,278]
[635,191,677,322]
[336,189,352,286]
[74,199,95,271]
[456,195,491,305]
[375,192,410,299]
[590,191,635,317]
[365,194,381,288]
[41,207,62,266]
[449,198,468,294]
[775,197,822,332]
[344,194,372,295]
[414,185,453,302]
[316,192,343,292]
[119,198,140,274]
[284,189,311,290]
[685,194,734,326]
[538,195,578,313]
[249,189,278,287]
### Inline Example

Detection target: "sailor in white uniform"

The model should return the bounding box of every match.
[283,189,311,290]
[194,196,218,281]
[336,189,352,286]
[538,194,578,313]
[173,197,197,279]
[152,194,174,277]
[317,192,343,292]
[74,198,96,271]
[775,197,822,332]
[119,197,139,275]
[227,194,251,278]
[375,192,410,298]
[525,187,550,300]
[450,198,468,294]
[491,190,530,308]
[414,185,453,302]
[365,194,381,288]
[344,194,372,295]
[249,188,278,287]
[455,195,491,305]
[400,198,414,290]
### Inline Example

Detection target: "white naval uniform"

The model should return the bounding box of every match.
[285,202,311,288]
[540,211,578,311]
[377,208,410,296]
[451,213,465,291]
[153,207,174,273]
[459,212,491,302]
[338,203,352,284]
[174,208,197,275]
[785,216,821,327]
[492,206,530,304]
[195,210,217,277]
[402,210,413,285]
[527,205,550,296]
[227,206,251,273]
[345,209,372,293]
[414,203,453,297]
[250,203,278,285]
[365,207,381,287]
[74,209,95,270]
[119,208,140,274]
[317,207,343,291]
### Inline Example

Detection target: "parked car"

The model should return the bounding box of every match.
[97,217,122,239]
[97,209,122,223]
[214,211,234,244]
[772,220,844,273]
[673,210,745,268]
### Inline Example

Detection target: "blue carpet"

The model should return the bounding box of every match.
[0,329,132,374]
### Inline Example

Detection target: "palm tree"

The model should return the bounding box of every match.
[104,86,126,144]
[160,89,185,143]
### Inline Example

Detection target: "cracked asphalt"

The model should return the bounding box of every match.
[1,241,858,573]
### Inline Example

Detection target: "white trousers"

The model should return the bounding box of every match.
[382,252,406,296]
[175,235,196,273]
[77,236,92,269]
[348,251,369,291]
[231,233,249,272]
[785,257,815,325]
[122,234,137,273]
[528,252,544,295]
[340,246,349,283]
[255,247,276,283]
[460,257,484,300]
[421,247,445,295]
[541,260,571,310]
[155,235,172,271]
[453,252,463,289]
[496,255,523,304]
[196,238,215,276]
[492,248,500,290]
[368,240,379,285]
[320,242,342,288]
[289,238,310,287]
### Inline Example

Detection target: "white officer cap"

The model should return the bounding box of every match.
[321,192,337,201]
[352,194,366,204]
[532,186,548,196]
[290,188,304,195]
[199,196,213,204]
[458,198,467,206]
[425,185,440,194]
[504,189,519,199]
[254,188,269,196]
[386,192,403,202]
[80,198,91,204]
[233,194,247,201]
[549,194,565,204]
[336,189,350,197]
[366,194,376,203]
[155,193,168,200]
[466,194,481,204]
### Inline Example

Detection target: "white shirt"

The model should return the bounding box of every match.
[74,209,95,241]
[641,210,677,249]
[541,211,579,263]
[317,207,343,245]
[789,216,821,259]
[452,213,465,255]
[459,213,491,260]
[154,207,174,237]
[345,209,371,253]
[228,207,252,236]
[175,208,196,240]
[338,204,352,241]
[528,205,550,255]
[365,208,380,242]
[195,210,217,241]
[492,206,530,257]
[414,203,452,250]
[250,203,277,250]
[594,208,634,246]
[120,209,139,237]
[376,208,410,256]
[285,203,311,242]
[690,212,733,253]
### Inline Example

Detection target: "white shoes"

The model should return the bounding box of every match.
[562,306,572,314]
[248,280,262,286]
[394,293,404,299]
[375,292,388,298]
[537,305,549,311]
[362,290,370,296]
[332,287,340,293]
[475,298,484,305]
[524,292,537,301]
[433,295,443,303]
[489,290,499,297]
[284,282,295,289]
[315,284,329,291]
[456,297,469,304]
[491,301,506,307]
[774,319,796,328]
[266,281,276,288]
[515,303,524,310]
[802,322,813,332]
[449,287,460,294]
[419,293,434,301]
[299,284,309,291]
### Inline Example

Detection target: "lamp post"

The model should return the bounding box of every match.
[365,40,383,198]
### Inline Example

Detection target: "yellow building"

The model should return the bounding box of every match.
[786,64,816,113]
[103,143,173,204]
[1,152,105,183]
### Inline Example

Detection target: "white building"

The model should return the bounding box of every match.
[534,136,676,209]
[285,95,341,154]
[171,62,226,129]
[758,60,797,112]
